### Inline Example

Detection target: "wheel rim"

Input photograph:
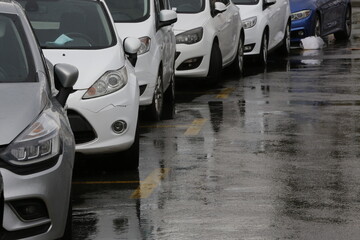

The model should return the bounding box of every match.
[154,75,163,115]
[345,7,352,35]
[285,24,290,53]
[262,34,268,64]
[315,17,321,36]
[238,37,244,72]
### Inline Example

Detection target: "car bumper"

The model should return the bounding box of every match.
[67,76,139,154]
[174,39,212,78]
[0,153,72,240]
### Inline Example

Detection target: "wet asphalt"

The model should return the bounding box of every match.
[71,8,360,240]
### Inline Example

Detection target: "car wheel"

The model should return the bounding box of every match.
[61,197,72,240]
[145,68,164,121]
[314,14,321,37]
[207,41,222,84]
[258,32,268,66]
[231,35,244,75]
[334,5,352,40]
[280,22,291,55]
[162,69,175,120]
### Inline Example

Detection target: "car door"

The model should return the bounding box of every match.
[210,0,233,65]
[318,0,343,35]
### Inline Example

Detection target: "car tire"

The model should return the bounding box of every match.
[162,70,175,120]
[314,14,321,37]
[61,197,72,240]
[280,22,291,55]
[145,67,164,121]
[258,32,268,66]
[334,5,352,40]
[231,35,244,75]
[207,41,222,84]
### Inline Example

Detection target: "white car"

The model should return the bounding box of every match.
[233,0,291,66]
[106,0,178,121]
[20,0,142,169]
[169,0,245,83]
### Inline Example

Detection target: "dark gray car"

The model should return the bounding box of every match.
[0,1,78,239]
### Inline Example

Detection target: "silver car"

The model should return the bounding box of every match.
[0,1,78,239]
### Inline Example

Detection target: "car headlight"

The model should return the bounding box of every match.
[1,110,61,165]
[138,36,151,55]
[176,27,203,45]
[291,10,311,21]
[83,67,128,99]
[243,16,257,29]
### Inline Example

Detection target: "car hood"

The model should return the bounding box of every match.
[43,46,125,90]
[290,0,315,12]
[237,4,260,20]
[173,13,207,34]
[115,19,153,39]
[0,83,45,145]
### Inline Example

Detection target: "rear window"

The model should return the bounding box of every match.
[18,0,116,49]
[0,14,36,83]
[105,0,150,22]
[169,0,205,13]
[232,0,259,4]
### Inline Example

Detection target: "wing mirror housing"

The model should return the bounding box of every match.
[264,0,276,9]
[123,37,141,67]
[214,2,227,15]
[54,63,78,107]
[159,9,177,28]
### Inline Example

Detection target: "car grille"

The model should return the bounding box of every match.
[67,110,97,144]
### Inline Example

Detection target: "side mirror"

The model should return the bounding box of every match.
[214,2,227,15]
[54,63,78,107]
[159,10,177,28]
[264,0,276,9]
[123,37,141,67]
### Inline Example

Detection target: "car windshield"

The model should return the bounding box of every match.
[105,0,150,22]
[18,0,116,49]
[232,0,259,4]
[169,0,205,13]
[0,14,36,83]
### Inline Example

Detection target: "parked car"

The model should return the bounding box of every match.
[20,0,142,169]
[290,0,352,43]
[106,0,178,121]
[233,0,291,66]
[0,1,78,238]
[169,0,245,83]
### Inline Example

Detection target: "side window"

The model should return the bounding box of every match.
[222,0,230,5]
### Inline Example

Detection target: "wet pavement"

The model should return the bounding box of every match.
[71,8,360,240]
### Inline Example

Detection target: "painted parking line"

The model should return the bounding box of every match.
[72,181,140,185]
[131,168,170,199]
[216,87,235,99]
[184,118,207,136]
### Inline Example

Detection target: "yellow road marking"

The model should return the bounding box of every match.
[72,181,140,185]
[131,168,170,199]
[216,87,235,99]
[184,118,207,136]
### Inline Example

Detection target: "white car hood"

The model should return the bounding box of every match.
[237,5,260,20]
[43,46,125,90]
[173,13,207,34]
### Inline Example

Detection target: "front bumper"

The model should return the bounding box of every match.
[290,14,315,42]
[0,153,72,240]
[67,75,139,154]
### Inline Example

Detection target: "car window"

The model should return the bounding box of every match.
[18,0,116,49]
[105,0,150,22]
[221,0,230,5]
[169,0,205,13]
[0,14,36,83]
[232,0,259,4]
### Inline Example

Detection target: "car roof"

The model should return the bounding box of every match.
[0,0,24,15]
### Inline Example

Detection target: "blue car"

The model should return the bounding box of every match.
[290,0,352,42]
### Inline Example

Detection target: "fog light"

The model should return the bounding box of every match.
[244,43,255,53]
[177,57,203,71]
[298,30,304,36]
[10,199,49,221]
[112,120,127,134]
